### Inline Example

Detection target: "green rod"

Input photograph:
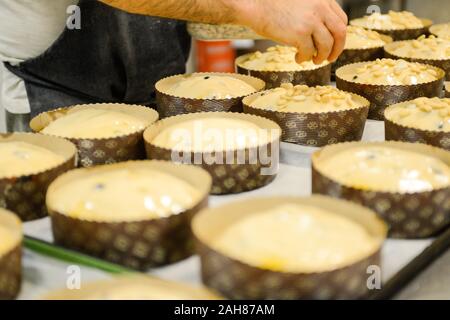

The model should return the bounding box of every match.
[24,236,136,275]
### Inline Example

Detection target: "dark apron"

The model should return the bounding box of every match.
[5,0,190,130]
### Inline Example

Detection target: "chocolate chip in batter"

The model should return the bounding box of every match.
[94,183,105,190]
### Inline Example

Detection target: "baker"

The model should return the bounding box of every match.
[0,0,347,132]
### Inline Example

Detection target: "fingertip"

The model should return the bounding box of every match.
[313,48,329,65]
[295,36,316,63]
[327,50,339,63]
[313,56,324,65]
[327,48,342,63]
[295,52,307,64]
[327,55,338,63]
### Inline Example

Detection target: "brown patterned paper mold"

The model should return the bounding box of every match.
[350,16,432,41]
[311,141,450,238]
[155,73,265,118]
[336,60,445,120]
[384,98,450,150]
[30,103,159,168]
[46,161,212,271]
[235,48,331,89]
[242,85,370,147]
[43,275,222,300]
[192,195,387,300]
[144,112,281,195]
[334,43,389,73]
[0,208,22,300]
[0,133,77,221]
[384,38,450,81]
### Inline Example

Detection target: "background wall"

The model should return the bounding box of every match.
[0,66,4,133]
[406,0,450,23]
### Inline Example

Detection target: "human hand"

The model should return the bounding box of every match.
[233,0,348,64]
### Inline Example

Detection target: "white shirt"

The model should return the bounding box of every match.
[0,0,78,126]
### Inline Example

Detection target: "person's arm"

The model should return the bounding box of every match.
[100,0,347,64]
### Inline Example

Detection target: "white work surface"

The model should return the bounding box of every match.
[20,120,450,300]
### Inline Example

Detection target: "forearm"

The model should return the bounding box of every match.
[99,0,251,25]
[100,0,348,64]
